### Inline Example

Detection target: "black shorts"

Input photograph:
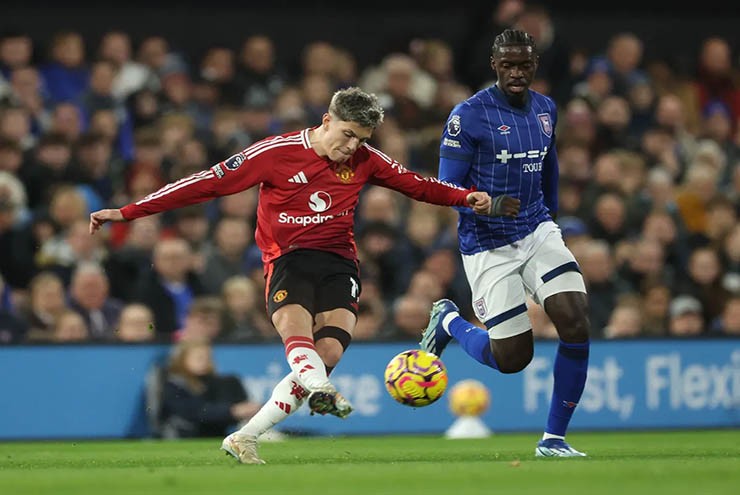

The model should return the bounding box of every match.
[265,249,361,318]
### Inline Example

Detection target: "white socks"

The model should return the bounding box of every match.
[238,372,308,438]
[284,335,331,391]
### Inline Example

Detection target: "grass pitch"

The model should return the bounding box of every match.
[1,429,738,495]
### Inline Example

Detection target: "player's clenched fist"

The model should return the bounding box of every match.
[89,208,124,234]
[488,195,521,218]
[466,191,492,215]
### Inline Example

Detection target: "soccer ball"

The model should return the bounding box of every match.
[448,379,491,417]
[384,349,448,407]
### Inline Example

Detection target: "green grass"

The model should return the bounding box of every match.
[1,430,738,495]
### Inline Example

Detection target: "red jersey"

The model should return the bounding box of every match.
[121,128,472,266]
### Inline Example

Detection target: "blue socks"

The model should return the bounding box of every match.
[446,315,499,370]
[546,340,590,437]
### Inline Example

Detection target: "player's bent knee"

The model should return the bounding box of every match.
[496,351,533,374]
[545,292,590,342]
[490,331,533,373]
[314,326,352,367]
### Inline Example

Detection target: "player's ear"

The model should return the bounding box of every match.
[322,113,331,129]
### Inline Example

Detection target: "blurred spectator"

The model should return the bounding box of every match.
[640,209,690,271]
[692,36,740,134]
[513,4,572,104]
[197,215,253,294]
[115,302,156,342]
[362,53,435,129]
[405,269,445,304]
[174,295,224,342]
[132,237,207,336]
[199,45,240,106]
[387,293,431,339]
[578,239,632,337]
[354,298,387,341]
[300,41,337,80]
[598,32,647,98]
[587,192,629,245]
[52,309,90,342]
[34,186,90,279]
[19,132,75,209]
[67,261,125,340]
[0,30,33,78]
[0,273,28,344]
[235,35,287,110]
[641,282,672,337]
[38,30,89,104]
[603,295,644,339]
[2,68,47,138]
[157,339,260,438]
[104,215,161,299]
[676,246,731,325]
[220,275,272,341]
[71,131,115,203]
[675,163,719,236]
[464,0,527,89]
[358,185,404,229]
[667,294,705,337]
[592,95,639,155]
[712,296,740,336]
[0,170,36,289]
[171,205,210,269]
[98,30,153,100]
[618,237,672,293]
[19,271,67,341]
[356,221,415,304]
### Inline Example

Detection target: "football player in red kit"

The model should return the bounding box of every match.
[90,87,492,464]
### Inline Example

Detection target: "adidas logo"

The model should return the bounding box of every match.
[288,171,308,183]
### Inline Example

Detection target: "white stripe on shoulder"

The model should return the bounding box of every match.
[244,134,303,156]
[135,170,215,205]
[246,136,304,159]
[363,144,393,164]
[300,129,311,148]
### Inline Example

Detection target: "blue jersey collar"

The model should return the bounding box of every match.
[489,84,531,115]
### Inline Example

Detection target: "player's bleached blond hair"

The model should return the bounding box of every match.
[328,87,384,129]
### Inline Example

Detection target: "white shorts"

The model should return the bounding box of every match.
[461,221,586,339]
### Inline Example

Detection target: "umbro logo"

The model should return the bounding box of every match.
[288,171,308,183]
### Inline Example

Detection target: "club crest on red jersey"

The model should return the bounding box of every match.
[335,164,355,183]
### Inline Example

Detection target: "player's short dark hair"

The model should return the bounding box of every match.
[491,29,537,57]
[328,87,384,129]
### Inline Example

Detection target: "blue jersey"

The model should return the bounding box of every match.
[439,84,559,254]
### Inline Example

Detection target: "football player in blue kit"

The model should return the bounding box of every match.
[421,29,590,457]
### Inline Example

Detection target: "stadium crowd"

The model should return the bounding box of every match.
[0,2,738,345]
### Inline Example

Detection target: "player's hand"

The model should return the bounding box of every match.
[89,208,125,235]
[466,191,492,215]
[488,195,521,218]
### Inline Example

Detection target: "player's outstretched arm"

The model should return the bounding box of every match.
[89,208,124,235]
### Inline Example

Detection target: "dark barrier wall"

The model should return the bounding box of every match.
[4,2,738,78]
[1,339,738,440]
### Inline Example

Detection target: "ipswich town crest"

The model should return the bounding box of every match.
[537,113,552,138]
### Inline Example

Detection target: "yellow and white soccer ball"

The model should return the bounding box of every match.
[384,349,448,407]
[448,379,490,417]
